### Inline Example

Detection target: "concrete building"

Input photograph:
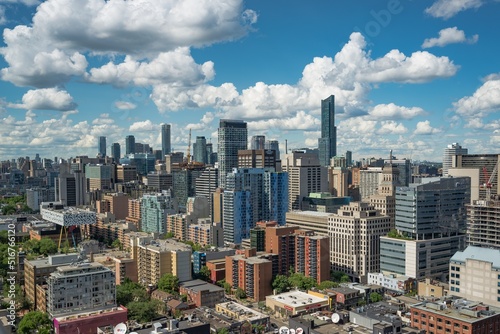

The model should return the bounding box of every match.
[329,202,391,283]
[47,262,116,317]
[443,143,468,176]
[452,153,499,199]
[359,167,383,200]
[295,230,330,284]
[283,152,327,211]
[192,248,236,274]
[368,161,401,229]
[417,278,448,298]
[140,191,178,234]
[266,290,328,317]
[53,306,127,334]
[225,249,277,301]
[286,211,333,236]
[466,198,500,249]
[238,149,277,169]
[300,193,350,213]
[318,95,337,166]
[187,221,224,247]
[367,273,415,293]
[265,140,280,161]
[41,202,96,227]
[126,198,141,227]
[217,119,248,188]
[251,135,266,150]
[116,164,137,183]
[96,192,129,220]
[26,187,54,211]
[179,279,224,308]
[161,123,171,157]
[349,302,404,334]
[136,238,192,285]
[194,167,218,216]
[85,164,113,191]
[206,258,226,284]
[146,171,172,192]
[410,298,500,334]
[215,301,270,330]
[172,167,205,212]
[449,246,500,307]
[328,167,348,197]
[55,170,86,206]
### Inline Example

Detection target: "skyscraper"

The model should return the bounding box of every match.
[318,95,337,166]
[251,135,265,150]
[98,136,106,157]
[217,119,248,188]
[111,143,121,162]
[193,136,207,164]
[125,135,135,155]
[161,123,171,158]
[265,140,280,160]
[443,143,467,176]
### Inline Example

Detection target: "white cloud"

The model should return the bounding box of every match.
[0,6,6,25]
[369,103,426,120]
[0,0,256,87]
[186,112,215,130]
[129,120,155,132]
[454,75,500,117]
[422,27,478,48]
[10,88,77,111]
[377,121,408,134]
[425,0,483,19]
[414,120,442,135]
[114,101,137,110]
[247,111,320,131]
[0,0,40,5]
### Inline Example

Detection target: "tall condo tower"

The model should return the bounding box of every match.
[125,135,135,155]
[318,95,337,166]
[251,135,266,150]
[442,143,467,176]
[161,123,171,157]
[98,136,106,157]
[217,119,248,188]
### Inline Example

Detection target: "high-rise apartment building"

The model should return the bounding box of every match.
[125,135,135,155]
[98,136,106,157]
[97,192,129,220]
[85,164,113,191]
[318,95,337,166]
[111,142,121,162]
[359,167,383,199]
[55,170,86,206]
[251,135,266,150]
[217,119,248,188]
[238,149,277,169]
[161,123,171,158]
[329,202,391,283]
[443,143,468,176]
[206,142,216,165]
[467,197,500,249]
[380,177,470,279]
[194,167,218,215]
[295,230,330,284]
[147,171,173,192]
[265,140,280,160]
[282,151,327,211]
[368,161,401,228]
[47,262,116,317]
[451,153,499,200]
[140,191,178,233]
[172,166,205,211]
[193,136,208,164]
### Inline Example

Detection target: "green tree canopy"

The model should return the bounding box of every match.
[217,328,229,334]
[235,287,247,300]
[127,300,161,323]
[158,273,179,293]
[289,273,317,291]
[272,275,291,294]
[116,280,148,306]
[18,311,52,334]
[197,265,211,282]
[331,271,350,283]
[111,239,123,250]
[317,280,339,290]
[39,238,58,256]
[370,292,383,303]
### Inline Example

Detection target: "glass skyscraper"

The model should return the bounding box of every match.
[193,136,207,164]
[111,142,121,162]
[318,95,337,166]
[125,135,135,155]
[161,123,171,158]
[98,136,106,157]
[217,119,247,188]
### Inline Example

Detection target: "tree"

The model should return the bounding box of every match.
[127,300,160,322]
[158,273,179,293]
[112,239,123,250]
[317,280,339,290]
[164,232,175,239]
[18,311,52,334]
[197,266,211,282]
[289,273,317,291]
[39,238,58,256]
[252,323,266,334]
[370,292,383,303]
[272,275,291,294]
[223,282,232,294]
[217,328,229,334]
[235,287,246,300]
[1,205,16,215]
[116,280,148,306]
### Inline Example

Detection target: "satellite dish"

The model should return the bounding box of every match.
[279,326,290,334]
[296,328,304,334]
[289,329,296,334]
[332,313,340,323]
[114,323,127,334]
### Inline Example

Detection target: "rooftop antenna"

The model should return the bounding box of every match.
[390,150,393,164]
[285,139,288,153]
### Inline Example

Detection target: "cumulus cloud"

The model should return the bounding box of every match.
[9,88,77,111]
[414,120,441,135]
[422,27,478,48]
[0,6,6,25]
[129,120,156,132]
[425,0,483,19]
[114,101,137,110]
[369,103,426,120]
[247,111,320,131]
[454,75,500,118]
[377,121,408,134]
[0,0,256,87]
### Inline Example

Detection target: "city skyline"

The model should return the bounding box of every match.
[0,0,499,160]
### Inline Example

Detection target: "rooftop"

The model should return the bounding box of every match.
[179,280,224,293]
[287,211,335,218]
[267,290,328,307]
[411,298,500,323]
[138,238,192,252]
[217,301,268,321]
[450,246,500,269]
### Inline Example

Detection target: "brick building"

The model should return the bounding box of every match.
[179,280,225,308]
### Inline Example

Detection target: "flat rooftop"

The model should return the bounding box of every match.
[287,211,335,218]
[139,239,192,252]
[411,298,500,323]
[217,301,268,321]
[451,246,500,269]
[267,290,328,307]
[350,302,402,325]
[179,280,224,293]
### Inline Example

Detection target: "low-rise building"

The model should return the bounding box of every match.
[179,279,224,308]
[349,302,403,334]
[417,278,448,298]
[266,290,329,318]
[368,273,415,293]
[330,287,361,308]
[53,306,128,334]
[206,258,226,283]
[215,302,270,330]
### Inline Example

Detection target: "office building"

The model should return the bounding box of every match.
[467,198,500,249]
[193,136,208,164]
[161,123,171,157]
[346,150,353,167]
[125,135,135,155]
[367,273,415,293]
[286,211,333,236]
[300,193,351,213]
[26,187,54,211]
[328,167,348,197]
[443,143,468,176]
[251,135,266,150]
[85,164,113,191]
[238,149,277,169]
[383,158,411,186]
[282,151,327,211]
[147,171,172,192]
[120,153,156,176]
[194,167,218,215]
[111,142,120,162]
[98,136,106,157]
[449,246,500,307]
[140,191,178,233]
[47,262,116,317]
[380,177,470,280]
[452,153,500,200]
[116,164,137,183]
[329,202,391,283]
[55,170,86,206]
[96,192,129,220]
[217,119,248,188]
[136,238,192,285]
[359,167,383,199]
[206,142,216,165]
[410,297,500,334]
[318,95,337,166]
[368,161,401,228]
[172,166,205,211]
[265,140,280,160]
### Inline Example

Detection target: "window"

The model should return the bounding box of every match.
[422,314,427,318]
[463,325,468,330]
[456,288,460,292]
[446,321,451,325]
[451,287,455,292]
[456,274,460,278]
[454,323,460,328]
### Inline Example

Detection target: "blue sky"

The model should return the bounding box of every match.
[0,0,499,161]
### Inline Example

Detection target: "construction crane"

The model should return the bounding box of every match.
[481,161,499,199]
[186,128,192,165]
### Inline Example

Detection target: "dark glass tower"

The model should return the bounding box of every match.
[318,95,336,166]
[217,119,248,188]
[125,135,135,155]
[161,123,171,158]
[111,143,121,163]
[98,136,106,157]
